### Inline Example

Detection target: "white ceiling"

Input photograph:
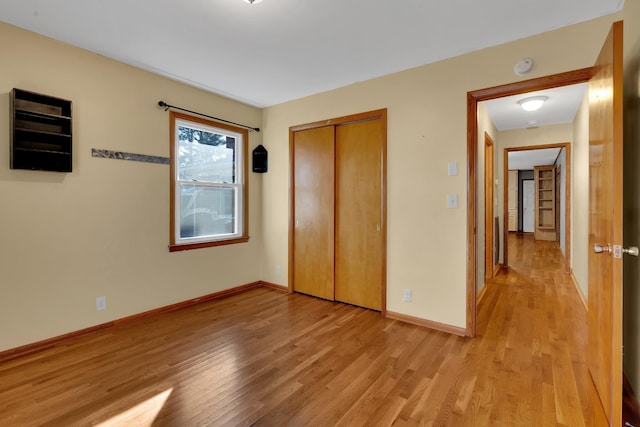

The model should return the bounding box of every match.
[0,0,622,108]
[484,83,589,131]
[508,148,561,170]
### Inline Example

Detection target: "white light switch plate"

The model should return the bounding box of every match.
[447,194,458,209]
[448,162,458,176]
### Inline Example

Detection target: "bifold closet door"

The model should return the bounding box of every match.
[335,119,383,310]
[292,126,335,300]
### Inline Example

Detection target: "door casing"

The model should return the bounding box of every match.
[484,133,495,279]
[467,68,593,336]
[503,142,571,271]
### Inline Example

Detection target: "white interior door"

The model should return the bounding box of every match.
[523,180,535,232]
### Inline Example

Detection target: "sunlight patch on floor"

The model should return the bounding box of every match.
[96,388,173,427]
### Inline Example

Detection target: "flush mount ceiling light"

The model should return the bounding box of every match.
[518,96,548,112]
[244,0,263,3]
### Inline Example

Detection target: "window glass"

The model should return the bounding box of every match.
[170,112,248,250]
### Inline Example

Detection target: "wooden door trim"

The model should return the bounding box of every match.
[290,109,388,132]
[502,143,571,273]
[484,133,495,280]
[467,68,593,337]
[289,109,388,315]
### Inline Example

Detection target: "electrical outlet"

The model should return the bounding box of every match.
[96,296,106,311]
[403,289,412,302]
[275,265,281,276]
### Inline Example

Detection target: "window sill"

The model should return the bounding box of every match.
[169,236,249,252]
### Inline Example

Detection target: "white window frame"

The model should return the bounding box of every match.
[169,111,249,251]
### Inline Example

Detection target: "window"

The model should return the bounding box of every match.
[169,112,248,251]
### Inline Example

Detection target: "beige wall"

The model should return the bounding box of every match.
[0,23,263,352]
[262,16,619,328]
[622,0,640,397]
[572,92,590,300]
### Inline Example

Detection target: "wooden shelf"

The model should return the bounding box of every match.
[534,165,556,241]
[10,88,73,172]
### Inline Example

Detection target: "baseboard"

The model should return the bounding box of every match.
[477,284,488,304]
[385,311,466,337]
[0,281,265,364]
[1,282,462,363]
[260,281,289,292]
[0,322,115,365]
[493,263,503,276]
[569,271,588,311]
[624,374,640,426]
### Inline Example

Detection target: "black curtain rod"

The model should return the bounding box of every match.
[158,101,260,132]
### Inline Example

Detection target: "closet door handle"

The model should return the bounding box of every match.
[376,223,381,232]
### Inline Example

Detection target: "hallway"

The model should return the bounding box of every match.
[475,233,606,425]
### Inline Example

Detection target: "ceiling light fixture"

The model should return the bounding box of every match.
[518,96,548,112]
[244,0,263,3]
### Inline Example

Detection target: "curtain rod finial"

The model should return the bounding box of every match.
[158,101,169,111]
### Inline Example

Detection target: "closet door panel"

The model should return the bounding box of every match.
[293,126,335,300]
[335,119,383,310]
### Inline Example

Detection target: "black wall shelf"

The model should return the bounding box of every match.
[10,88,73,172]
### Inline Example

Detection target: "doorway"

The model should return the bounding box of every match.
[466,67,593,336]
[502,143,571,272]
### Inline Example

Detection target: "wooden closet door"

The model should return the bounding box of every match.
[293,126,335,300]
[335,119,383,310]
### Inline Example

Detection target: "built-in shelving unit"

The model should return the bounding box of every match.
[10,88,72,172]
[534,165,556,241]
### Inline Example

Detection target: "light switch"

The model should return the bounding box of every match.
[447,194,458,209]
[448,162,458,176]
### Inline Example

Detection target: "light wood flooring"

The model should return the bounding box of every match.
[0,234,608,425]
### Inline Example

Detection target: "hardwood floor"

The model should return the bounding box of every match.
[0,234,608,426]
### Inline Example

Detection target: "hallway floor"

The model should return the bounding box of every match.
[475,232,607,425]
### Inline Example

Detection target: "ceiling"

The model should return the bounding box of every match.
[0,0,622,109]
[484,83,589,131]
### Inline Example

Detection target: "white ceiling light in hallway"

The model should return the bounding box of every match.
[518,96,548,112]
